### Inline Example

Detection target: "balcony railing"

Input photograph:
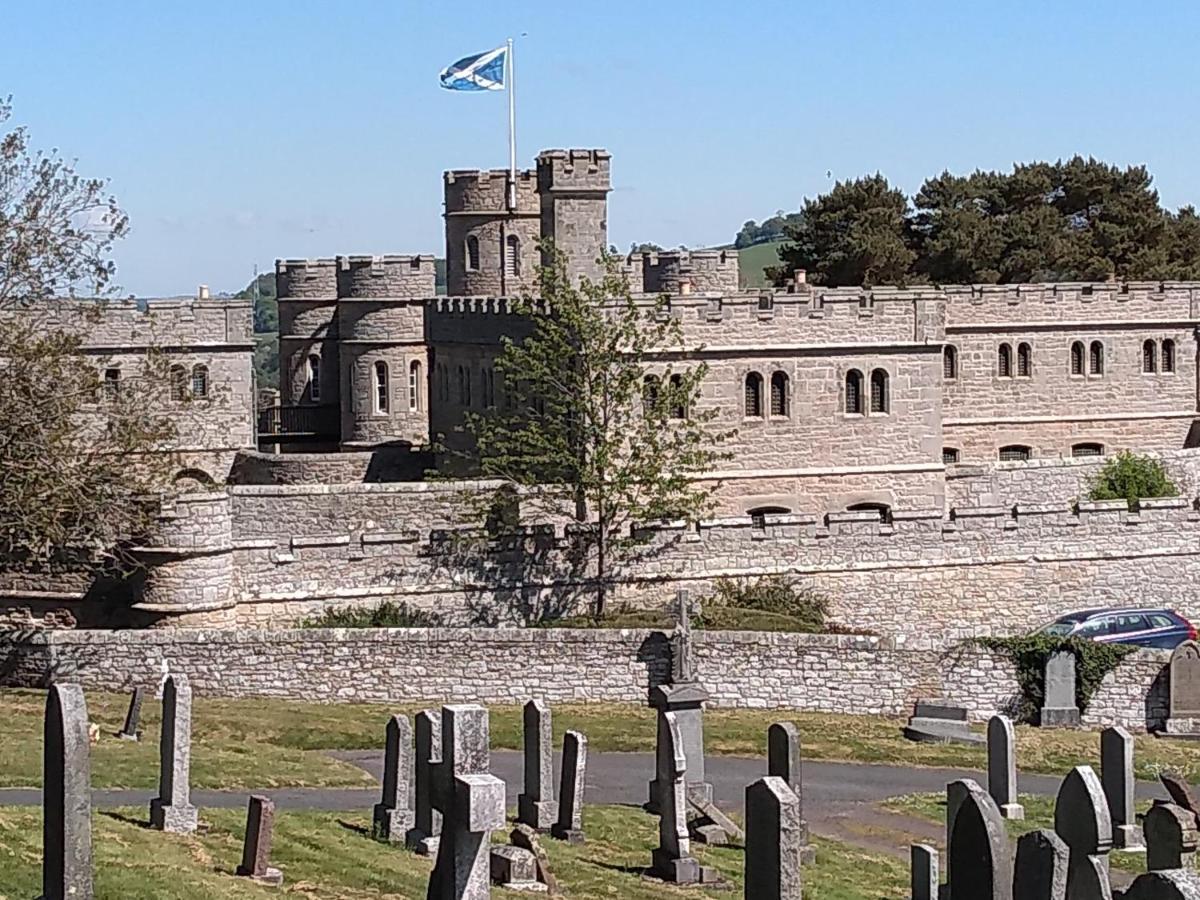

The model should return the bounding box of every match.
[256,404,339,443]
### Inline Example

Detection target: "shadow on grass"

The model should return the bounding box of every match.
[99,810,151,830]
[336,818,371,838]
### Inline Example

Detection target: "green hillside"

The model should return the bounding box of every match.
[735,240,785,288]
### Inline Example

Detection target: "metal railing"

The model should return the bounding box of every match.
[256,404,339,441]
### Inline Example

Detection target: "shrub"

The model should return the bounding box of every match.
[301,601,444,629]
[705,575,830,633]
[1087,451,1177,506]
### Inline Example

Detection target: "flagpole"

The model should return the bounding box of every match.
[507,36,516,210]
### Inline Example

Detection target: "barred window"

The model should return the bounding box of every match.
[466,235,480,271]
[307,355,321,402]
[770,371,789,417]
[1072,442,1104,457]
[170,365,187,401]
[669,373,686,419]
[504,234,520,278]
[870,368,889,414]
[943,345,957,380]
[191,364,209,399]
[1162,339,1176,373]
[1143,339,1157,373]
[1089,341,1104,375]
[374,361,389,413]
[845,369,864,415]
[998,444,1031,462]
[943,447,960,464]
[1017,343,1031,377]
[1070,341,1084,375]
[744,372,763,417]
[998,343,1012,377]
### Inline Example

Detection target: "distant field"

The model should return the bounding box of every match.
[733,239,785,288]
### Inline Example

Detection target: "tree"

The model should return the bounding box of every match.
[1087,451,1177,507]
[463,247,733,618]
[0,96,174,575]
[772,175,915,286]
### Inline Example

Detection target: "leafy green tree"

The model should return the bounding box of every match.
[1087,451,1177,507]
[772,175,915,286]
[463,247,733,618]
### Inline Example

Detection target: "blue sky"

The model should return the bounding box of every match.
[5,0,1198,296]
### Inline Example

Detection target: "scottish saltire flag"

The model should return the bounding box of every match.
[439,46,507,91]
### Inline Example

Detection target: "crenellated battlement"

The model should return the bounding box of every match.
[640,249,741,295]
[10,297,253,349]
[443,167,539,214]
[276,258,338,300]
[535,148,612,193]
[336,254,437,299]
[942,280,1200,326]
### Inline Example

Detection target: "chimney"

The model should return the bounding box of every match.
[794,269,807,285]
[197,284,210,300]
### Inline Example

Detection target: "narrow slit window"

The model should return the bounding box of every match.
[1089,341,1104,375]
[1143,339,1157,373]
[170,365,187,401]
[409,360,421,411]
[504,234,520,278]
[1070,341,1084,376]
[870,368,889,413]
[374,361,389,413]
[466,235,480,272]
[998,343,1012,377]
[745,372,763,417]
[1017,343,1031,377]
[191,364,209,398]
[845,369,864,415]
[307,355,321,402]
[1162,339,1176,373]
[770,371,789,417]
[943,345,957,380]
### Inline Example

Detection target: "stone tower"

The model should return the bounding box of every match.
[443,168,540,296]
[276,258,339,408]
[536,149,611,285]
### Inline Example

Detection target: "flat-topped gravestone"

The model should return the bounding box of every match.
[987,715,1024,820]
[903,698,984,746]
[149,674,198,834]
[1101,726,1142,850]
[1165,641,1200,737]
[910,844,937,900]
[1041,651,1082,728]
[489,845,546,892]
[44,683,93,900]
[116,686,146,741]
[744,777,802,900]
[406,709,442,855]
[372,714,413,843]
[517,700,557,831]
[236,795,283,886]
[550,730,587,844]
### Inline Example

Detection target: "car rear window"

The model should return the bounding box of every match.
[1109,613,1149,633]
[1149,613,1176,628]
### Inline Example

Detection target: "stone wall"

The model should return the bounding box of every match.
[228,448,431,485]
[0,626,1170,731]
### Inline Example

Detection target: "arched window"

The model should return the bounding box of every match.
[748,505,790,528]
[169,365,187,401]
[1143,339,1157,373]
[1089,341,1104,375]
[870,368,889,414]
[744,372,763,418]
[103,367,121,400]
[1162,339,1176,373]
[409,360,422,411]
[504,234,520,278]
[669,373,686,419]
[191,364,209,398]
[374,361,389,413]
[998,343,1012,377]
[942,447,960,464]
[770,371,789,417]
[466,235,480,272]
[998,444,1031,462]
[457,366,470,406]
[1072,442,1104,457]
[643,374,660,409]
[943,345,957,380]
[1070,341,1085,376]
[845,369,864,415]
[1017,343,1031,377]
[846,501,893,523]
[307,355,321,401]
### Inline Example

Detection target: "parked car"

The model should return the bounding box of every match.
[1035,608,1197,650]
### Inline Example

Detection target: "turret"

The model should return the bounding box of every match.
[536,149,611,286]
[443,168,539,296]
[276,258,339,408]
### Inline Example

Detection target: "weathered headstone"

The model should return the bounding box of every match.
[489,845,545,892]
[651,711,703,885]
[43,683,93,900]
[1013,829,1069,900]
[1145,802,1200,872]
[1124,870,1200,899]
[406,708,442,855]
[903,699,984,746]
[987,715,1024,820]
[427,704,506,900]
[550,730,587,844]
[235,795,283,886]
[517,700,557,831]
[1053,766,1113,899]
[767,721,813,862]
[910,843,938,900]
[1166,640,1200,737]
[511,823,560,894]
[116,686,146,741]
[944,777,979,886]
[149,674,198,833]
[1161,771,1200,818]
[372,714,413,842]
[947,783,1010,900]
[1100,725,1141,850]
[1041,651,1081,728]
[744,776,803,900]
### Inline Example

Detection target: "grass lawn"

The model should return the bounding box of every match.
[0,804,909,899]
[4,688,1199,790]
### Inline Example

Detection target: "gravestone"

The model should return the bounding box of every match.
[1041,651,1082,728]
[987,715,1024,820]
[1124,870,1200,900]
[647,589,713,812]
[1100,726,1141,850]
[116,686,146,741]
[651,710,703,885]
[517,700,557,831]
[944,778,981,885]
[550,730,587,843]
[1145,802,1199,872]
[407,708,442,855]
[947,784,1010,900]
[372,714,413,843]
[1013,829,1069,900]
[489,845,545,892]
[235,795,283,886]
[43,683,93,900]
[910,843,938,900]
[1054,766,1113,899]
[149,674,198,833]
[1160,771,1200,816]
[744,777,803,900]
[903,699,984,746]
[511,823,560,894]
[767,721,814,863]
[427,704,506,900]
[1165,641,1200,737]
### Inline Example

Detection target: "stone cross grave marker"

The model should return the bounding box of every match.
[671,588,695,684]
[1100,726,1142,849]
[149,674,198,833]
[910,843,938,900]
[947,783,1010,900]
[1145,802,1199,872]
[236,795,283,886]
[1041,651,1082,727]
[651,710,703,885]
[551,730,587,844]
[1054,766,1113,898]
[1013,829,1069,900]
[517,699,557,830]
[744,776,803,900]
[427,704,506,900]
[987,715,1024,820]
[372,714,413,842]
[1166,641,1200,737]
[116,685,146,741]
[407,708,442,855]
[647,682,712,811]
[43,683,93,900]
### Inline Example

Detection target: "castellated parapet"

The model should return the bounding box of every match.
[276,258,340,408]
[536,149,611,286]
[641,250,740,295]
[942,280,1200,326]
[444,168,540,296]
[336,254,437,298]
